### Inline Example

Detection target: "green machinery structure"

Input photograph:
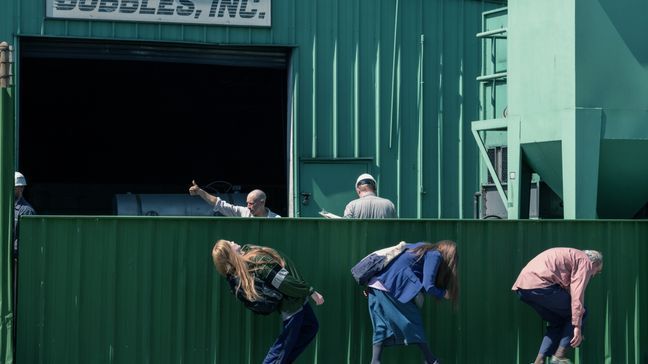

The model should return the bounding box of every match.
[473,1,648,219]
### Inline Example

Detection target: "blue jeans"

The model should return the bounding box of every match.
[263,303,319,364]
[518,285,587,357]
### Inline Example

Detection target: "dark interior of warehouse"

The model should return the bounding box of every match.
[18,39,288,216]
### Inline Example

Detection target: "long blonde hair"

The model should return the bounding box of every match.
[212,239,285,301]
[410,240,459,304]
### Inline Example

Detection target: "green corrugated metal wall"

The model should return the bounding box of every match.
[0,0,504,218]
[0,84,15,364]
[290,0,490,218]
[17,217,647,363]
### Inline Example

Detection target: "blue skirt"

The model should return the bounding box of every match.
[368,289,427,346]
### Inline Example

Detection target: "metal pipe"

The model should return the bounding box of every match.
[0,42,11,88]
[476,72,507,82]
[417,33,424,218]
[476,28,507,38]
[388,0,400,149]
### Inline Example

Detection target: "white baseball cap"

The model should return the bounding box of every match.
[356,173,376,187]
[15,171,27,186]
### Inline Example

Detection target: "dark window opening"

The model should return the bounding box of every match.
[19,40,289,216]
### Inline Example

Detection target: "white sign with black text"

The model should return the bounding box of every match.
[46,0,271,27]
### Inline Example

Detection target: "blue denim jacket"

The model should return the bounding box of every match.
[373,242,446,303]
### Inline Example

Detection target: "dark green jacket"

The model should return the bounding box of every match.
[242,245,315,315]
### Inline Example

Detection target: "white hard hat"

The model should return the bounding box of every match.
[15,172,27,186]
[356,173,376,187]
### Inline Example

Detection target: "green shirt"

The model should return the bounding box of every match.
[241,245,315,315]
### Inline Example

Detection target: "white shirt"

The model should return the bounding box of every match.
[213,198,280,218]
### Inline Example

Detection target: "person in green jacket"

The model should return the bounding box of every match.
[212,239,325,363]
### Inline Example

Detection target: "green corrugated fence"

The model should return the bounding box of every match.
[16,217,648,363]
[1,82,15,364]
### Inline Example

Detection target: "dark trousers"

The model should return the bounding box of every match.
[263,303,319,364]
[518,285,587,356]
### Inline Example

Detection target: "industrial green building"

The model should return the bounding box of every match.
[3,0,647,220]
[1,0,647,363]
[1,0,507,220]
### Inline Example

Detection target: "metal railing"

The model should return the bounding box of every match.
[473,8,509,218]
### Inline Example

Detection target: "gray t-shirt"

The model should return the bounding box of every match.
[343,193,396,218]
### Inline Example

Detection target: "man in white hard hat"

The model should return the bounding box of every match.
[189,180,280,218]
[14,172,36,255]
[343,173,396,218]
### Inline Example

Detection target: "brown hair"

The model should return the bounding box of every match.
[212,239,285,301]
[410,240,459,304]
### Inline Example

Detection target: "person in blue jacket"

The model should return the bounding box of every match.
[365,240,459,364]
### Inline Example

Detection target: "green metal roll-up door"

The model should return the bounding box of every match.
[16,217,648,363]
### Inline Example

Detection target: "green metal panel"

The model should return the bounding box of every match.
[298,159,370,217]
[288,0,500,218]
[573,0,648,218]
[17,216,648,363]
[0,78,15,363]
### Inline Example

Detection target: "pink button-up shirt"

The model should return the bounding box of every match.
[512,247,594,327]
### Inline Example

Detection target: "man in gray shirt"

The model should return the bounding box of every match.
[343,173,396,218]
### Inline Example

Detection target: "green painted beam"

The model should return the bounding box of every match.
[0,68,15,363]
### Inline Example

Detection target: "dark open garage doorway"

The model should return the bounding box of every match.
[18,38,289,216]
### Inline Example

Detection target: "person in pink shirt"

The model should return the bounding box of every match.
[512,247,603,364]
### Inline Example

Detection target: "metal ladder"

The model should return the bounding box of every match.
[472,7,509,218]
